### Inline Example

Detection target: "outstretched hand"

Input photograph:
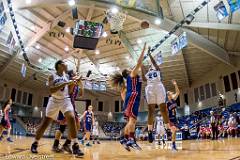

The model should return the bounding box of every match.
[172,79,177,85]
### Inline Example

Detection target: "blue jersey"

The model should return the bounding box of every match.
[126,75,142,96]
[85,111,93,124]
[167,99,177,122]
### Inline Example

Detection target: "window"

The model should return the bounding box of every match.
[43,97,49,108]
[199,86,205,101]
[98,101,103,111]
[22,92,28,105]
[28,93,33,106]
[230,72,238,90]
[223,75,231,92]
[211,83,217,97]
[184,93,188,105]
[86,100,91,110]
[11,88,16,101]
[17,90,22,103]
[205,84,211,99]
[115,101,119,112]
[194,88,199,102]
[176,96,180,106]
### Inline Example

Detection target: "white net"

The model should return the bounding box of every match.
[106,10,127,33]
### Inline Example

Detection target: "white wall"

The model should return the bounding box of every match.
[179,56,240,113]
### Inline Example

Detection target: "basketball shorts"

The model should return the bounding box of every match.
[1,117,10,129]
[169,117,179,128]
[145,83,166,105]
[46,97,74,120]
[124,92,141,119]
[85,123,92,132]
[156,126,165,135]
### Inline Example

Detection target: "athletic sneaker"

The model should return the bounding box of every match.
[52,144,63,153]
[62,144,72,154]
[148,131,154,143]
[7,137,13,142]
[172,142,178,151]
[120,138,130,151]
[97,141,100,144]
[158,141,161,145]
[86,142,92,147]
[72,143,84,157]
[31,142,38,154]
[127,139,142,150]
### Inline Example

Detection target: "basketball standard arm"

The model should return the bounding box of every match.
[131,43,147,77]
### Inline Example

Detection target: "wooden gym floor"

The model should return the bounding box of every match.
[0,136,239,160]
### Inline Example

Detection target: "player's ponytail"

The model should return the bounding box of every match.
[110,72,125,88]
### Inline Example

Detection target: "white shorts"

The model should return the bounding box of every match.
[92,129,99,136]
[156,126,165,135]
[46,97,74,120]
[145,82,166,104]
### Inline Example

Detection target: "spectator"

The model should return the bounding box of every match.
[210,111,218,140]
[227,114,237,137]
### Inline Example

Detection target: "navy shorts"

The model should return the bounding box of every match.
[85,123,92,132]
[1,117,10,129]
[124,92,141,119]
[169,117,179,128]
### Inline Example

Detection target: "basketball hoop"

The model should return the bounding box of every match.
[105,9,127,34]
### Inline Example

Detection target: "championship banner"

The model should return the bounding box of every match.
[227,0,240,13]
[214,1,228,20]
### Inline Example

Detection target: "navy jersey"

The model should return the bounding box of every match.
[126,75,142,95]
[85,111,93,124]
[167,99,177,122]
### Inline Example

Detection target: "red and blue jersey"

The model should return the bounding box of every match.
[167,99,177,122]
[126,75,142,96]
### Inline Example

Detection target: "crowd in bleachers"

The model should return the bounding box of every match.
[21,117,41,135]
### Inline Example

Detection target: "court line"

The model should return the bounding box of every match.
[229,156,240,160]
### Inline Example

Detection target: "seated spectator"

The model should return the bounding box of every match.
[227,114,237,137]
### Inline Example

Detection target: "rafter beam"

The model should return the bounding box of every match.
[181,51,190,87]
[184,22,240,31]
[0,49,18,76]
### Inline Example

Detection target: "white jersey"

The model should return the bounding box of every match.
[156,116,164,127]
[145,69,161,84]
[50,72,69,99]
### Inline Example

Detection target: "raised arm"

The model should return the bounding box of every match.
[130,43,147,77]
[149,53,161,71]
[172,80,180,100]
[141,66,147,82]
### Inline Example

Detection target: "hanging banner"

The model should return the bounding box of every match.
[0,1,7,32]
[227,0,240,13]
[154,52,163,65]
[214,1,228,20]
[21,63,27,78]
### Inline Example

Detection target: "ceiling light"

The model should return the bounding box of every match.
[38,58,42,63]
[111,7,119,14]
[95,50,100,55]
[65,27,70,33]
[25,47,29,52]
[102,31,108,38]
[125,56,129,59]
[36,44,40,49]
[137,39,142,44]
[154,18,162,25]
[68,0,75,6]
[116,67,120,71]
[25,0,31,4]
[64,46,69,52]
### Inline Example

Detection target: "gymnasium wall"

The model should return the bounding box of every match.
[179,56,240,114]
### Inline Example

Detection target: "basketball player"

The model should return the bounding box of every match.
[30,60,84,157]
[141,51,169,143]
[92,118,100,144]
[154,112,166,146]
[0,98,13,142]
[52,70,84,153]
[166,80,180,151]
[82,105,94,147]
[111,42,147,151]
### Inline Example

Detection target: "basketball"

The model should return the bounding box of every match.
[140,20,150,29]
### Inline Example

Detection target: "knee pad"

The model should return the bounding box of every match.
[59,125,66,134]
[148,105,155,125]
[159,103,170,124]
